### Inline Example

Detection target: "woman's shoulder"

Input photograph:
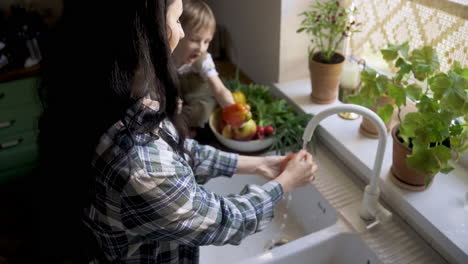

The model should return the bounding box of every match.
[91,120,173,187]
[95,119,169,155]
[92,97,180,175]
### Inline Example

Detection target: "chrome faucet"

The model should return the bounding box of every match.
[302,104,392,228]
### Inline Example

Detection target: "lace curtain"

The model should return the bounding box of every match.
[349,0,467,72]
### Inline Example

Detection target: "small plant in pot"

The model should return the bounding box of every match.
[348,42,413,138]
[297,0,360,104]
[358,43,468,190]
[394,61,467,190]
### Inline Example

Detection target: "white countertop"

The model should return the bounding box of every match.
[272,79,468,264]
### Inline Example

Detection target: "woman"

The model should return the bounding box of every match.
[38,0,317,263]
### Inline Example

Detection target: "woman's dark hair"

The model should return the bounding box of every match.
[36,0,184,260]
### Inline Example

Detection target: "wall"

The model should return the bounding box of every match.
[278,0,312,83]
[205,0,282,85]
[205,0,318,85]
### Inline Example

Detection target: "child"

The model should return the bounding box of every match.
[172,0,235,139]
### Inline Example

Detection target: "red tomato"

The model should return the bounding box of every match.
[254,126,265,139]
[222,103,252,128]
[257,125,264,134]
[280,153,298,172]
[264,125,275,136]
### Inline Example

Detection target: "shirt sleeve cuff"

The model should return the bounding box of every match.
[224,152,239,178]
[261,180,284,205]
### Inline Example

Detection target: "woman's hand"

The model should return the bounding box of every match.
[254,156,284,179]
[236,155,284,179]
[275,150,317,194]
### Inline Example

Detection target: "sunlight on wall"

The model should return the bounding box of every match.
[278,0,312,83]
[350,0,467,73]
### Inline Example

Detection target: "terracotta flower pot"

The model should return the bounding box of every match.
[308,52,345,104]
[360,96,395,138]
[391,126,434,191]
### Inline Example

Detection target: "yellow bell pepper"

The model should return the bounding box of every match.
[232,91,247,105]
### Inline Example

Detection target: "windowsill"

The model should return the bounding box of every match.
[271,79,468,264]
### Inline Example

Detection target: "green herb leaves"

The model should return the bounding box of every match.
[380,42,409,61]
[407,143,452,174]
[408,46,440,81]
[430,72,468,116]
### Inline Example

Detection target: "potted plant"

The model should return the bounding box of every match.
[394,62,467,189]
[349,43,468,189]
[356,43,468,190]
[348,42,412,138]
[297,0,360,104]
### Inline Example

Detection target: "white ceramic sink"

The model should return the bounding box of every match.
[240,231,383,264]
[200,172,338,264]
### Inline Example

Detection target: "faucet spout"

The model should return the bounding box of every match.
[302,104,392,223]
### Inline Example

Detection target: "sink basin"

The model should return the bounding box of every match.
[200,172,338,264]
[241,232,383,264]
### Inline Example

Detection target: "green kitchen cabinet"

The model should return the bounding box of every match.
[0,68,42,183]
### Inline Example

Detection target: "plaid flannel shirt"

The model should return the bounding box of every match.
[84,99,283,263]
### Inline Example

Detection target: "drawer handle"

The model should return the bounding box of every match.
[0,138,23,150]
[0,120,15,129]
[0,92,4,100]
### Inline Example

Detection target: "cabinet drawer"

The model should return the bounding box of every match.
[0,131,38,171]
[0,103,42,138]
[0,77,40,107]
[0,163,36,184]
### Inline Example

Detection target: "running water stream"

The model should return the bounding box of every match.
[265,193,294,251]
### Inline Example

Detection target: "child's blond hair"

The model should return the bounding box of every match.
[181,0,216,34]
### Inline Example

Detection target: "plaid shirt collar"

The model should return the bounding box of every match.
[122,97,164,134]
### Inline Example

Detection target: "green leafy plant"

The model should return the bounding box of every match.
[296,0,360,63]
[351,43,468,176]
[399,60,468,175]
[224,78,313,155]
[348,42,413,123]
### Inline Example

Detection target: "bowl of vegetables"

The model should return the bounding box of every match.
[211,79,313,154]
[209,108,275,152]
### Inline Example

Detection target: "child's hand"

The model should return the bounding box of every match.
[207,75,235,107]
